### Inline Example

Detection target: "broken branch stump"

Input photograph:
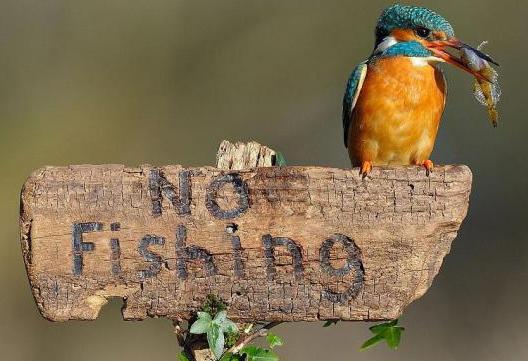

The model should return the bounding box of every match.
[19,140,472,323]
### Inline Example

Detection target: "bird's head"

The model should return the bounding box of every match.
[373,4,498,80]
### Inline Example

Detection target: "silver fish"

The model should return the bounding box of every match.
[460,41,501,127]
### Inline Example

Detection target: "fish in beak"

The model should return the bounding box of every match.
[425,38,499,82]
[425,38,501,127]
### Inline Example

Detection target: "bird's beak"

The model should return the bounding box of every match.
[425,38,499,82]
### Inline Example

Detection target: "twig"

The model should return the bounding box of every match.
[229,329,268,354]
[227,322,283,354]
[172,319,187,347]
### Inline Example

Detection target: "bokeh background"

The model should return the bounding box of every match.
[1,0,526,360]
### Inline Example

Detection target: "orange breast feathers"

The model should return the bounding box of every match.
[347,56,447,167]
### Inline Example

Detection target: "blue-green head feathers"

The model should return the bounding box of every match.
[375,4,455,45]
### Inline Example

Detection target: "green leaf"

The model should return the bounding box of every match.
[193,309,240,359]
[207,323,225,359]
[266,332,283,349]
[197,311,213,321]
[214,310,227,324]
[384,326,404,349]
[362,319,404,351]
[274,152,287,166]
[240,346,279,361]
[213,311,237,333]
[190,313,212,334]
[368,323,387,334]
[221,319,238,334]
[369,319,398,334]
[178,352,191,361]
[323,320,338,328]
[360,333,385,351]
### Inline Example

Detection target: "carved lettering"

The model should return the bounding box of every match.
[319,234,364,302]
[138,235,166,279]
[72,222,103,276]
[226,223,244,278]
[175,225,217,280]
[205,173,249,219]
[149,169,191,217]
[71,222,363,305]
[262,234,304,281]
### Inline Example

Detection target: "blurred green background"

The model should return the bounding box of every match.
[1,0,526,360]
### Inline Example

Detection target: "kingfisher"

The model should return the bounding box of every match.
[343,4,498,176]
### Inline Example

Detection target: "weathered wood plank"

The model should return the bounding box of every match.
[19,163,472,322]
[216,140,277,170]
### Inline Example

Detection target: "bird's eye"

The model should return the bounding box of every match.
[416,27,431,38]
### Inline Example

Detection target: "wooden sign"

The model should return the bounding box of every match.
[19,148,472,323]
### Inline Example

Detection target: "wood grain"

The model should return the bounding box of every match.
[19,160,472,322]
[216,140,277,170]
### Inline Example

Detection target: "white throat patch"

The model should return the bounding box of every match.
[374,36,398,55]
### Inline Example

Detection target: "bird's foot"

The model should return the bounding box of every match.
[359,161,373,178]
[421,159,434,176]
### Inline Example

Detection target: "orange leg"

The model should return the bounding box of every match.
[421,159,434,176]
[360,161,373,178]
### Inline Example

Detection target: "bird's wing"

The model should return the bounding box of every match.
[342,62,368,147]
